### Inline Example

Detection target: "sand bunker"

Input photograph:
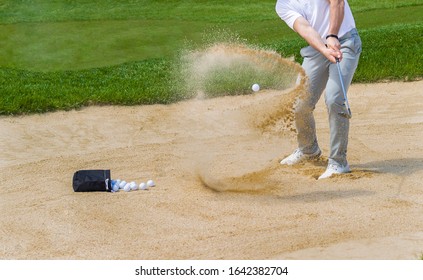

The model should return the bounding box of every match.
[0,43,422,259]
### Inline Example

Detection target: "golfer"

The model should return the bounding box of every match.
[276,0,362,179]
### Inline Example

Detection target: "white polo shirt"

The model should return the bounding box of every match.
[275,0,356,40]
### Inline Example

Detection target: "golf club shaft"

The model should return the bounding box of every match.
[335,58,352,118]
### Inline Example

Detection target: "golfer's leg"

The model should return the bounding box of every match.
[296,47,329,154]
[325,33,361,166]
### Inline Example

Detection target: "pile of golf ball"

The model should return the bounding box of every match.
[111,179,155,193]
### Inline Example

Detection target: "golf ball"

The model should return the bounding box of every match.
[130,181,138,191]
[112,184,119,192]
[139,182,148,190]
[146,179,155,188]
[252,83,260,92]
[118,180,127,189]
[123,184,131,192]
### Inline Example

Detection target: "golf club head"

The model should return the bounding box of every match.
[338,110,352,119]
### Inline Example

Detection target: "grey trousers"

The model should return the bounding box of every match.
[296,28,362,166]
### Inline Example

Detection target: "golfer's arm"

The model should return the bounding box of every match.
[328,0,345,36]
[293,17,326,54]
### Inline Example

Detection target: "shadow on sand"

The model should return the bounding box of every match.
[352,157,423,176]
[278,189,374,203]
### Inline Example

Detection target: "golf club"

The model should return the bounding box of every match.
[335,57,352,119]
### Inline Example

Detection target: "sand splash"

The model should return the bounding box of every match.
[181,43,308,131]
[180,43,309,192]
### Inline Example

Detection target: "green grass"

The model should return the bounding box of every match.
[353,24,423,81]
[0,4,422,71]
[0,0,422,115]
[1,1,422,71]
[1,0,421,24]
[0,59,186,114]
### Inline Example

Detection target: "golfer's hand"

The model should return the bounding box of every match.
[321,48,339,63]
[326,37,342,62]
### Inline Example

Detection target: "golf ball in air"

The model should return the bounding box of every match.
[112,184,119,192]
[146,180,155,188]
[123,184,131,192]
[139,182,148,190]
[252,83,260,92]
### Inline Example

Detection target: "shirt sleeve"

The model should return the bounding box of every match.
[275,0,304,30]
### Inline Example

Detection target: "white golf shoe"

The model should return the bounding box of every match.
[318,163,351,180]
[280,148,321,165]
